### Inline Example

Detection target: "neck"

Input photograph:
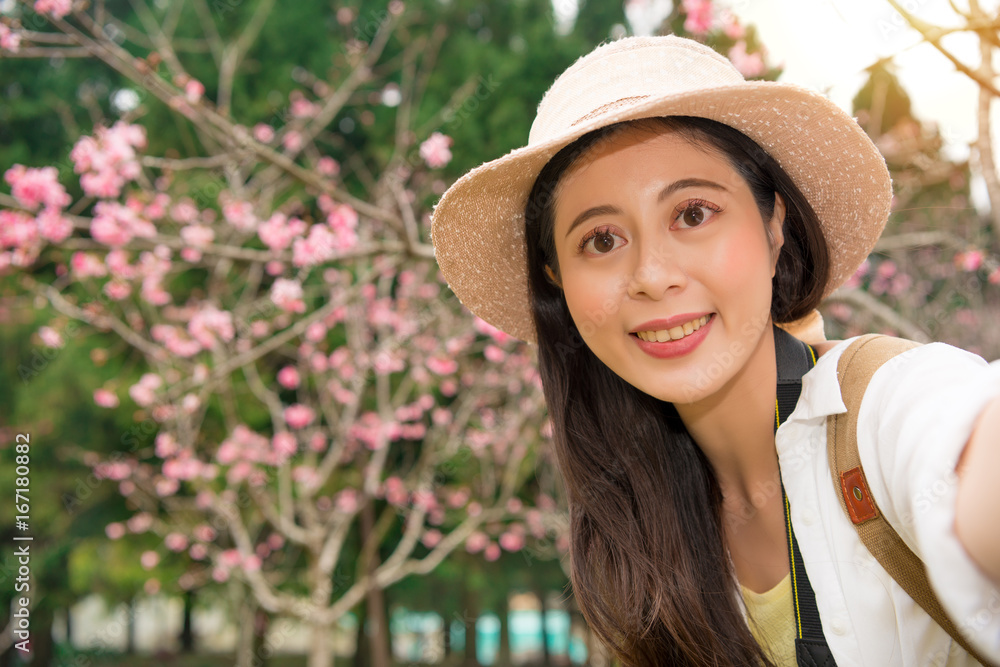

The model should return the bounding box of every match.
[675,324,779,508]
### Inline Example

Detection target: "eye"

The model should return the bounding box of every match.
[578,226,626,255]
[674,199,722,229]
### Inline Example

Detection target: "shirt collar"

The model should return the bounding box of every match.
[788,338,857,422]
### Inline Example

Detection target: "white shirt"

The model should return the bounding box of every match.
[776,337,1000,666]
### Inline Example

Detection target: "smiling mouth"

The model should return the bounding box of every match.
[633,315,711,343]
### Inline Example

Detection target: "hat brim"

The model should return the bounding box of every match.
[431,81,890,344]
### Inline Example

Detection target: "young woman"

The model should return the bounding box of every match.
[431,36,1000,666]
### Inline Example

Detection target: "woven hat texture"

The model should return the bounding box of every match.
[430,35,891,344]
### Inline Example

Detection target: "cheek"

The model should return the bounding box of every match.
[562,269,628,336]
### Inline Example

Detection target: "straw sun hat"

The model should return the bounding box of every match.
[430,35,891,344]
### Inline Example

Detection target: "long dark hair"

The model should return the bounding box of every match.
[525,116,830,666]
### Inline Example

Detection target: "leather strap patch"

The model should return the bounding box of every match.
[840,467,878,524]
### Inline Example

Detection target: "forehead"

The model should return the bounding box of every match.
[554,126,746,208]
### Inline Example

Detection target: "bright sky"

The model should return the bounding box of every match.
[567,0,1000,210]
[729,0,1000,211]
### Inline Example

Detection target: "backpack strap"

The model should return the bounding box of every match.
[828,334,998,667]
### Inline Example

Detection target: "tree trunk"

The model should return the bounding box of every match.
[180,589,195,652]
[235,595,256,667]
[125,597,136,654]
[537,590,550,666]
[308,619,335,667]
[462,581,479,667]
[497,592,511,667]
[360,500,391,667]
[253,608,270,667]
[28,603,54,667]
[354,602,370,667]
[443,612,452,658]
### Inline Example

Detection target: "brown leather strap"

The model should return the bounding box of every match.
[828,334,998,666]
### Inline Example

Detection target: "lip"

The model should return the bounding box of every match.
[631,312,714,333]
[631,313,714,360]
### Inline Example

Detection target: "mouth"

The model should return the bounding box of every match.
[632,314,711,343]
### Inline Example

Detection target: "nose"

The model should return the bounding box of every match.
[626,237,687,300]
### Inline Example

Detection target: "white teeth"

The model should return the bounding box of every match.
[636,315,709,343]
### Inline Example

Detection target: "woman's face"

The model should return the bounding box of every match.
[550,127,785,405]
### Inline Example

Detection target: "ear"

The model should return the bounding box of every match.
[767,193,786,276]
[544,264,563,289]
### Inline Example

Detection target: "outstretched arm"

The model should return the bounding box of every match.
[955,394,1000,587]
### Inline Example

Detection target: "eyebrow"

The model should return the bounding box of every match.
[563,178,729,240]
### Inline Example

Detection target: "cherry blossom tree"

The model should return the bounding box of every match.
[0,2,563,665]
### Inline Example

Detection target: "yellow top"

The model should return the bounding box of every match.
[740,573,797,666]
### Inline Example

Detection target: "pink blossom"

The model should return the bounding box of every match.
[473,317,512,345]
[292,466,321,489]
[94,388,120,408]
[38,326,64,348]
[189,543,208,560]
[185,79,205,103]
[91,201,156,246]
[218,549,242,569]
[165,533,188,552]
[181,224,214,248]
[419,132,453,168]
[682,0,713,35]
[383,476,408,505]
[96,460,132,481]
[484,344,506,364]
[267,534,285,550]
[277,366,300,389]
[284,404,315,429]
[188,305,234,349]
[272,432,298,462]
[309,432,327,452]
[36,207,73,242]
[34,0,72,19]
[326,205,359,250]
[426,356,458,376]
[293,224,337,266]
[222,200,257,232]
[728,41,766,78]
[69,253,104,280]
[156,477,180,496]
[421,529,442,549]
[243,554,262,572]
[484,543,501,561]
[72,122,146,198]
[270,278,306,313]
[212,567,229,582]
[155,433,179,458]
[317,156,340,176]
[193,524,217,542]
[282,131,302,152]
[720,9,744,39]
[955,249,984,272]
[170,199,199,224]
[465,531,489,554]
[258,213,307,252]
[127,512,154,533]
[4,165,71,210]
[290,96,319,118]
[499,531,525,552]
[105,522,126,540]
[336,489,359,513]
[163,457,202,481]
[0,24,22,53]
[253,123,275,143]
